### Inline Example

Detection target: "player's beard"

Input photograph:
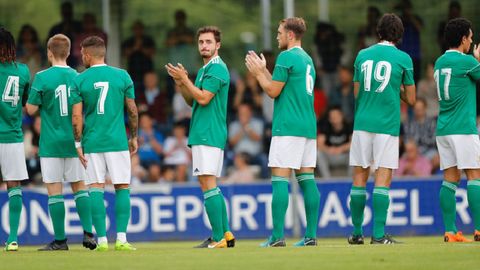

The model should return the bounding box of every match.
[200,49,215,59]
[278,38,288,50]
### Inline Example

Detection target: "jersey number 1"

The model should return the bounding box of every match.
[55,84,69,116]
[94,82,109,114]
[2,76,20,107]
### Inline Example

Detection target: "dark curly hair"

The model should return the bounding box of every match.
[377,13,404,44]
[444,18,472,49]
[0,28,16,63]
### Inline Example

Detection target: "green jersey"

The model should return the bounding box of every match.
[28,66,78,157]
[271,46,317,139]
[434,50,480,136]
[0,62,30,143]
[353,43,415,136]
[189,56,229,149]
[70,64,135,153]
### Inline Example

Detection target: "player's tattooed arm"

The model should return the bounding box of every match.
[72,103,84,142]
[125,98,139,155]
[125,98,138,138]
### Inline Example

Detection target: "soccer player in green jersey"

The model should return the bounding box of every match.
[348,14,416,245]
[26,34,96,251]
[245,17,320,247]
[165,26,235,249]
[0,28,30,252]
[71,36,138,251]
[434,18,480,243]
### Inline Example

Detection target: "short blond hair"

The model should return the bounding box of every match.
[280,17,307,39]
[47,34,70,59]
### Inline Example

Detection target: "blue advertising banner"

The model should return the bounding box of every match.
[0,177,474,245]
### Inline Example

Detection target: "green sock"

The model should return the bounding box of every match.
[372,187,390,239]
[349,186,367,236]
[296,173,320,239]
[217,187,231,233]
[467,179,480,231]
[7,187,22,244]
[90,188,107,237]
[74,190,93,233]
[48,195,66,241]
[271,176,289,241]
[439,181,458,233]
[203,188,224,242]
[115,188,131,233]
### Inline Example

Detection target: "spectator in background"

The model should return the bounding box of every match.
[396,140,432,177]
[122,20,155,86]
[232,72,263,116]
[163,122,191,183]
[138,112,164,168]
[47,1,82,67]
[313,22,345,97]
[137,71,169,128]
[357,6,381,50]
[437,1,461,53]
[131,154,147,185]
[172,83,192,125]
[17,24,45,78]
[317,107,352,178]
[396,0,423,83]
[417,63,439,118]
[165,10,197,74]
[24,116,42,185]
[225,152,256,183]
[329,66,355,123]
[73,13,107,69]
[403,98,439,172]
[228,103,268,178]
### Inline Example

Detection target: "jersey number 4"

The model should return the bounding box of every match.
[2,76,20,107]
[361,60,392,93]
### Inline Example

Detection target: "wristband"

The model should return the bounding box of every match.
[75,141,82,148]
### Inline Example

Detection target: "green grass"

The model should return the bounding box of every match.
[2,237,479,270]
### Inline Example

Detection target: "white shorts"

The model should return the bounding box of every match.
[85,151,131,184]
[268,136,317,170]
[40,157,87,183]
[0,143,28,181]
[436,135,480,170]
[191,145,223,177]
[349,131,399,170]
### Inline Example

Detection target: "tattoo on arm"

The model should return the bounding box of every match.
[72,103,83,142]
[126,98,138,138]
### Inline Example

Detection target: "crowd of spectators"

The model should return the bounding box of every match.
[13,0,472,186]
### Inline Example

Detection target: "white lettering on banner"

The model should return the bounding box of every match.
[231,195,258,230]
[177,196,203,231]
[1,203,27,235]
[410,189,434,225]
[30,200,53,235]
[284,195,294,228]
[65,200,83,234]
[257,194,273,229]
[151,196,175,232]
[387,190,408,226]
[319,192,348,227]
[456,189,471,224]
[128,197,148,233]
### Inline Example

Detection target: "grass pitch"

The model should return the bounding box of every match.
[2,236,478,270]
